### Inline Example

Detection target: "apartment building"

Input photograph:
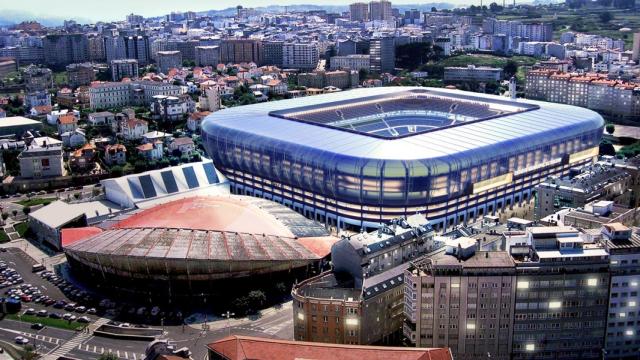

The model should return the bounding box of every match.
[282,43,319,70]
[18,142,64,179]
[404,240,516,360]
[444,65,503,82]
[525,70,640,119]
[219,39,262,65]
[66,62,95,88]
[369,37,395,73]
[195,46,220,67]
[369,0,392,21]
[330,55,370,71]
[157,51,182,74]
[292,215,439,345]
[601,223,640,359]
[110,59,139,81]
[349,3,369,22]
[89,81,181,110]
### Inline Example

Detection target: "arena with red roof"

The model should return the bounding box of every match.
[63,195,337,299]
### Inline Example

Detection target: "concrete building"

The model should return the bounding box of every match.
[0,58,17,79]
[110,59,139,81]
[601,223,640,359]
[0,116,43,137]
[219,39,262,65]
[89,81,182,110]
[150,95,195,122]
[444,65,503,82]
[298,70,358,90]
[369,0,392,21]
[282,43,319,70]
[157,51,182,74]
[330,55,370,71]
[198,83,221,112]
[87,34,106,62]
[23,65,53,92]
[632,32,640,62]
[534,164,633,220]
[66,63,95,88]
[510,226,610,360]
[404,245,516,360]
[18,142,64,179]
[369,37,395,73]
[195,46,220,67]
[42,33,89,67]
[262,41,284,67]
[350,2,369,22]
[292,215,439,345]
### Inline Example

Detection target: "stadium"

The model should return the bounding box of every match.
[62,195,337,299]
[202,87,604,231]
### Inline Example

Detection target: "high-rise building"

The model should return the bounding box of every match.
[369,0,393,21]
[632,32,640,62]
[601,223,640,359]
[282,43,319,70]
[110,59,139,81]
[262,41,284,67]
[369,37,395,73]
[219,39,262,65]
[105,35,151,65]
[157,51,182,74]
[126,13,144,24]
[42,34,89,67]
[87,34,106,62]
[349,2,369,22]
[404,243,516,360]
[195,46,220,67]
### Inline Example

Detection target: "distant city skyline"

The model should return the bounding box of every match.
[1,0,473,24]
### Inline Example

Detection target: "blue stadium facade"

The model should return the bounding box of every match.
[202,87,604,231]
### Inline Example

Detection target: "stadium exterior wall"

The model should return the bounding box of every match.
[202,87,604,231]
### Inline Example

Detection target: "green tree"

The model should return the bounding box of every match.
[396,42,442,71]
[1,213,8,221]
[21,345,38,360]
[606,123,615,135]
[134,160,147,173]
[599,140,616,156]
[503,60,518,79]
[22,206,30,216]
[247,290,267,310]
[73,193,81,200]
[110,165,123,177]
[11,210,17,217]
[599,11,613,23]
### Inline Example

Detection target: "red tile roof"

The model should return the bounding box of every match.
[206,336,452,360]
[58,113,77,125]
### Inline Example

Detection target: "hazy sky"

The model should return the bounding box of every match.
[2,0,467,23]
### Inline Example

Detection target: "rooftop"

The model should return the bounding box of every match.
[207,335,451,360]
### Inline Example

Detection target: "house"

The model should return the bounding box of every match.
[121,118,148,140]
[142,131,170,144]
[88,111,116,127]
[47,109,79,125]
[169,137,195,155]
[150,95,195,122]
[69,143,97,172]
[104,144,127,165]
[61,128,87,148]
[266,79,287,95]
[30,105,53,117]
[57,113,78,134]
[187,111,211,132]
[136,141,163,161]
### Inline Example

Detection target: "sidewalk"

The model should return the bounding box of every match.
[0,237,53,267]
[186,301,292,331]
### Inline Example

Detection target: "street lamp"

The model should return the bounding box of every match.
[221,311,235,337]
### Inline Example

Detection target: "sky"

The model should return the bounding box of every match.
[1,0,466,23]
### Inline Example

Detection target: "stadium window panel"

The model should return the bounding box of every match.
[203,162,219,184]
[138,175,157,199]
[161,170,179,193]
[182,166,200,189]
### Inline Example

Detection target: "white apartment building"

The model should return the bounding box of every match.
[282,43,319,70]
[330,55,370,71]
[444,65,503,82]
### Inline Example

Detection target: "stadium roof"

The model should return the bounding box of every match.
[207,335,452,360]
[101,159,228,209]
[203,87,603,161]
[63,196,337,262]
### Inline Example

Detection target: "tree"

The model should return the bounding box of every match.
[1,213,8,221]
[606,123,615,135]
[503,60,519,79]
[431,6,437,12]
[22,206,30,216]
[110,165,123,177]
[599,140,616,156]
[11,210,17,217]
[395,42,441,71]
[73,193,81,200]
[134,160,147,173]
[21,345,38,360]
[599,11,613,23]
[247,290,267,310]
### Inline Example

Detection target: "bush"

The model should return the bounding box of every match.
[134,160,147,173]
[110,165,123,177]
[606,123,615,135]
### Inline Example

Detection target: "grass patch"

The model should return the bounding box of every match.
[14,222,28,238]
[15,198,56,207]
[0,231,9,243]
[437,54,537,68]
[5,313,86,331]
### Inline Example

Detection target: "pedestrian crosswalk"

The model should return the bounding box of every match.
[43,317,111,360]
